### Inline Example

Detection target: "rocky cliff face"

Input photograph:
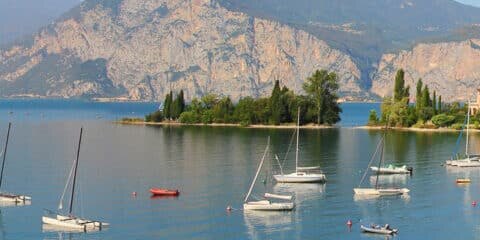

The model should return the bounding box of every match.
[0,0,362,101]
[372,39,480,102]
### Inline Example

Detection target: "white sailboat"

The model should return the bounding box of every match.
[446,101,480,167]
[273,108,326,183]
[0,123,31,204]
[354,132,410,196]
[42,128,109,231]
[243,138,295,211]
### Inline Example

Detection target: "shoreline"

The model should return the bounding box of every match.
[115,120,335,129]
[354,125,480,132]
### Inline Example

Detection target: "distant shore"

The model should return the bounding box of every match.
[115,120,335,129]
[355,125,480,132]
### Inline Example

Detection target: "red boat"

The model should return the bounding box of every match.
[149,188,180,196]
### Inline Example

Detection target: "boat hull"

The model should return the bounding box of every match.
[243,201,294,211]
[353,188,409,196]
[370,166,410,174]
[149,188,179,196]
[42,214,109,231]
[361,225,397,235]
[0,193,31,203]
[273,172,326,183]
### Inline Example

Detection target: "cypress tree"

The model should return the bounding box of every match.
[394,69,406,102]
[438,95,442,113]
[421,86,430,108]
[269,80,282,125]
[416,79,423,111]
[432,91,437,114]
[171,90,186,119]
[163,91,173,119]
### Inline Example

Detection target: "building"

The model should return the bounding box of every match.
[469,88,480,115]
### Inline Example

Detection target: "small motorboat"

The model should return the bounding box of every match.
[149,188,179,196]
[371,164,413,174]
[456,178,471,184]
[361,224,398,235]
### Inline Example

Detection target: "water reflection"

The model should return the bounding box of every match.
[0,200,31,207]
[243,210,295,239]
[369,175,408,187]
[273,183,325,203]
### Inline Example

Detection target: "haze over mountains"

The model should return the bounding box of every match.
[1,0,480,101]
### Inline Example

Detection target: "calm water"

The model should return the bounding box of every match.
[0,100,476,239]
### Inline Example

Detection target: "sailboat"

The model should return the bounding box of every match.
[273,108,326,183]
[42,128,109,231]
[0,123,31,203]
[243,138,295,211]
[446,101,480,167]
[354,132,409,196]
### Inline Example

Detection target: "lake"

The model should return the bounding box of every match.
[0,100,476,239]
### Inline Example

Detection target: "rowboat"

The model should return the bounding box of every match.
[149,188,179,196]
[361,224,398,235]
[354,188,409,195]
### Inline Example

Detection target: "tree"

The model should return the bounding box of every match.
[269,80,283,125]
[303,69,341,125]
[213,97,234,123]
[394,69,409,102]
[416,79,423,111]
[438,95,442,113]
[163,91,173,120]
[171,90,186,119]
[421,85,431,108]
[368,110,379,126]
[432,91,437,114]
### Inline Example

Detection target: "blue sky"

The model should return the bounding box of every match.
[457,0,480,7]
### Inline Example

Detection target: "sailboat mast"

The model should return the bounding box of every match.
[466,101,470,157]
[244,138,269,203]
[295,107,300,173]
[375,136,384,189]
[69,127,83,215]
[0,123,11,189]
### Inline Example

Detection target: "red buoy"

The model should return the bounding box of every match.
[132,191,137,196]
[347,220,352,227]
[472,201,477,206]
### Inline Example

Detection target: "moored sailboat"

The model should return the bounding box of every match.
[273,108,326,183]
[0,123,31,204]
[244,138,295,211]
[42,128,108,231]
[354,131,410,196]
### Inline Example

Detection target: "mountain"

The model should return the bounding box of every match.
[372,39,480,101]
[0,0,362,101]
[1,0,480,101]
